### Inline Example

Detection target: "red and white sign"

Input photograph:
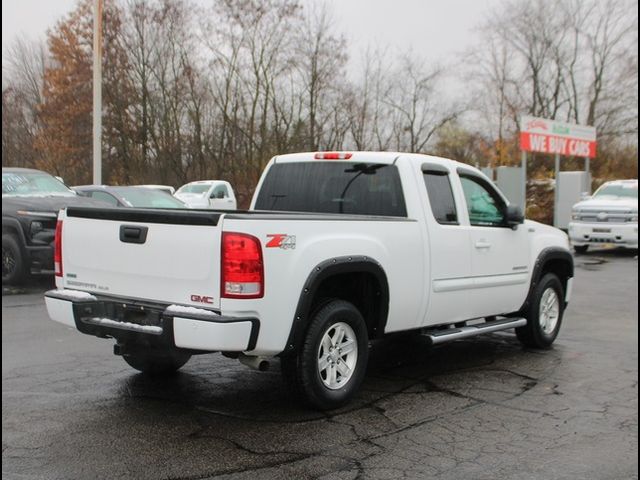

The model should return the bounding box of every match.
[520,116,597,158]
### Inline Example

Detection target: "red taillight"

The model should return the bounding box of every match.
[54,220,63,277]
[314,152,353,160]
[221,232,264,299]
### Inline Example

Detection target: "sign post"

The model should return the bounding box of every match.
[554,153,560,225]
[521,150,527,209]
[93,0,103,185]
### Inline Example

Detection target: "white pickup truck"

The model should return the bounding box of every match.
[45,152,574,409]
[569,179,638,253]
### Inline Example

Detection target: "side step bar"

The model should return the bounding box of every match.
[424,317,527,345]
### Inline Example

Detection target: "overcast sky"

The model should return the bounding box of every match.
[2,0,498,65]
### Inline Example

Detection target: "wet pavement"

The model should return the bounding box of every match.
[2,250,638,479]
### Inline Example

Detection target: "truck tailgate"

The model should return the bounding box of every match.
[61,207,223,309]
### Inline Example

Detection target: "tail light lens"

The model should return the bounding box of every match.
[54,220,63,277]
[221,232,264,299]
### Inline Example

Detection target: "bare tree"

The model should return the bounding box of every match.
[468,0,637,146]
[2,36,47,168]
[384,55,460,152]
[295,3,347,150]
[347,46,395,151]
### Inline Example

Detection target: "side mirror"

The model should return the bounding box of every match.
[505,204,525,230]
[580,192,591,201]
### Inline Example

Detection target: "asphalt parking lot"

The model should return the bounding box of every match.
[2,249,638,480]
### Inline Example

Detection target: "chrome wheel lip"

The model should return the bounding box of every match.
[317,321,358,390]
[539,287,560,335]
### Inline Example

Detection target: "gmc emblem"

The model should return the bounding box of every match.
[190,294,214,304]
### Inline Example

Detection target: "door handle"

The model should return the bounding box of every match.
[119,225,148,244]
[475,241,491,249]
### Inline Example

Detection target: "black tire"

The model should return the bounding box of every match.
[573,245,589,254]
[516,273,565,349]
[2,234,26,286]
[281,299,369,410]
[123,350,191,375]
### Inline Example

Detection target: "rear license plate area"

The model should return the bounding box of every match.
[592,228,611,233]
[118,304,161,327]
[82,301,162,328]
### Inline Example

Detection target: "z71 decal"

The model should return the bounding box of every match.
[266,234,296,250]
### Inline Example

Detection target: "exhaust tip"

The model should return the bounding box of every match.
[238,354,271,372]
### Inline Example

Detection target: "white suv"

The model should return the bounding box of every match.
[569,179,638,253]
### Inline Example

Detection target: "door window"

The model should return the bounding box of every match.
[460,175,505,227]
[212,184,229,198]
[423,172,458,225]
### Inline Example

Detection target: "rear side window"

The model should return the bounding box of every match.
[212,184,229,198]
[254,162,407,217]
[423,172,458,225]
[90,191,119,206]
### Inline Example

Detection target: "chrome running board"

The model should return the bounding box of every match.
[424,317,527,345]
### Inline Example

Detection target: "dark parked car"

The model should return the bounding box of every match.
[2,167,108,285]
[72,185,187,208]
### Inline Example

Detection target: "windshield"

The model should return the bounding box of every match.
[177,184,210,194]
[112,188,186,208]
[254,161,407,217]
[2,171,74,197]
[594,183,638,199]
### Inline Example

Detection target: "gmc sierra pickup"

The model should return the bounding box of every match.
[45,152,574,409]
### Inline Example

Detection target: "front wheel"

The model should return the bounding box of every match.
[516,273,564,349]
[2,234,26,285]
[282,299,369,410]
[123,350,191,375]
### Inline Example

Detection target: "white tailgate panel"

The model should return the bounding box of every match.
[63,218,221,308]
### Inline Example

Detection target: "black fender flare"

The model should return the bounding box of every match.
[2,217,28,252]
[519,247,574,312]
[282,255,390,355]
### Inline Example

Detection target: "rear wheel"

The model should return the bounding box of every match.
[123,350,191,375]
[281,299,369,410]
[573,245,588,254]
[516,273,564,349]
[2,234,26,285]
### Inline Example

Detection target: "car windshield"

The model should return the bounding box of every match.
[594,183,638,199]
[112,188,186,208]
[177,184,210,194]
[2,171,74,197]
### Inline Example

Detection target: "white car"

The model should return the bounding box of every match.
[174,180,237,210]
[569,179,638,253]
